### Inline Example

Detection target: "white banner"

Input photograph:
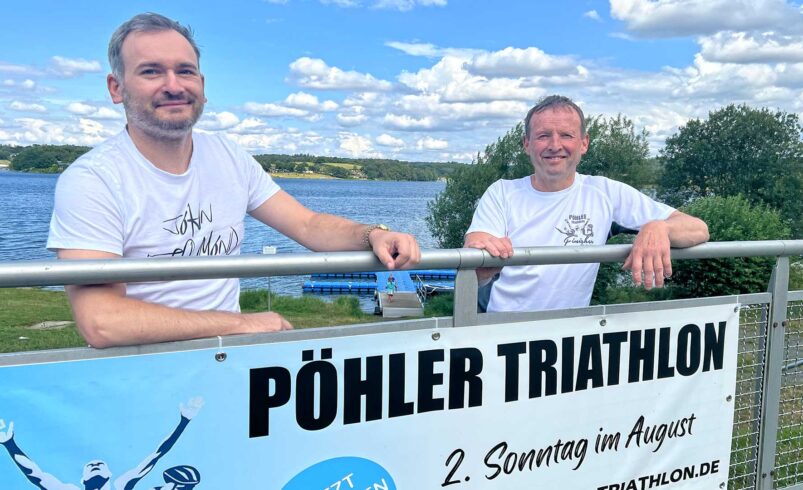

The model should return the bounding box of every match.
[0,303,739,490]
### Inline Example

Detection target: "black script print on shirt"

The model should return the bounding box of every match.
[555,213,595,246]
[149,203,240,257]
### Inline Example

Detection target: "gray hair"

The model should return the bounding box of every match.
[524,95,586,137]
[108,12,200,80]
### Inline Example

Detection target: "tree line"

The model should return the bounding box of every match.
[6,145,461,182]
[8,145,91,172]
[254,154,459,181]
[427,104,803,301]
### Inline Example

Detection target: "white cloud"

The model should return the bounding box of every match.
[584,10,602,21]
[318,0,446,8]
[383,113,435,130]
[337,112,369,126]
[78,118,106,138]
[284,91,339,111]
[444,151,476,162]
[230,117,273,135]
[386,41,441,57]
[372,0,446,11]
[228,133,285,151]
[94,107,123,120]
[16,118,65,144]
[197,111,241,130]
[2,79,36,90]
[49,56,102,77]
[9,101,47,113]
[465,47,579,77]
[397,94,527,121]
[416,136,448,150]
[610,0,803,38]
[699,32,803,63]
[66,102,94,115]
[288,57,393,91]
[399,56,547,103]
[343,92,383,107]
[65,102,122,119]
[386,41,482,59]
[0,61,38,75]
[339,132,378,157]
[244,102,310,117]
[320,0,359,6]
[376,133,404,147]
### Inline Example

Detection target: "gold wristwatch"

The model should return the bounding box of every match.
[363,224,390,248]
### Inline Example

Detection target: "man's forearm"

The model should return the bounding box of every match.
[664,211,709,248]
[67,285,282,348]
[300,213,367,251]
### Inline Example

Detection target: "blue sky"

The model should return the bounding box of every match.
[1,0,802,162]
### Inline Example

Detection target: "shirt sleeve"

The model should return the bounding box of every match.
[46,164,125,254]
[608,179,675,230]
[466,180,508,237]
[234,142,280,212]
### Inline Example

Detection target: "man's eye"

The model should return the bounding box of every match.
[140,69,158,75]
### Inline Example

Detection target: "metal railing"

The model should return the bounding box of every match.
[2,239,803,490]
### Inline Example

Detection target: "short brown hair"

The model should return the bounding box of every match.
[524,95,586,137]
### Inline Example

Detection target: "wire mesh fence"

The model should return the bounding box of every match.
[729,303,769,490]
[774,300,803,489]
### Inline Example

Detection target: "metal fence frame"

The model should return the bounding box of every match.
[2,239,803,490]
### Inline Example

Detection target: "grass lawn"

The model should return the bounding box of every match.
[0,288,84,352]
[269,172,336,179]
[321,162,359,170]
[0,288,453,353]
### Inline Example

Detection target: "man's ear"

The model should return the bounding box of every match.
[107,74,123,104]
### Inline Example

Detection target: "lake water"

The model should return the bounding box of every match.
[0,170,445,308]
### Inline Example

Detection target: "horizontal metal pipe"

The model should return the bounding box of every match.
[0,240,800,288]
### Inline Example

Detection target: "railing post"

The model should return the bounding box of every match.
[453,268,479,327]
[756,257,789,490]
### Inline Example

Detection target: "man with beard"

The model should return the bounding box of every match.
[0,398,202,490]
[47,13,420,348]
[465,95,709,313]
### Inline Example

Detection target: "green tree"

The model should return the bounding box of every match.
[426,114,654,248]
[671,195,790,297]
[658,104,803,235]
[583,115,654,189]
[426,124,529,248]
[0,145,22,160]
[10,144,90,172]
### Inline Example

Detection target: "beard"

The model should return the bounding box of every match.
[123,90,204,141]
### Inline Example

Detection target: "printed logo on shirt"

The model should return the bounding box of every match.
[555,213,595,246]
[149,203,240,257]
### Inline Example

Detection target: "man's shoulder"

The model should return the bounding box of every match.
[61,131,130,176]
[575,173,633,194]
[488,175,531,194]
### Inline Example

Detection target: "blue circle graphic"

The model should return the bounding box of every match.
[282,456,396,490]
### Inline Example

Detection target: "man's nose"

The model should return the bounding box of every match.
[547,133,562,150]
[163,71,184,94]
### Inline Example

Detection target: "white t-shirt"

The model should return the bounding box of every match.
[47,130,280,313]
[467,173,675,312]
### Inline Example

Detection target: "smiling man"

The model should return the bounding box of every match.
[47,13,420,348]
[464,95,709,313]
